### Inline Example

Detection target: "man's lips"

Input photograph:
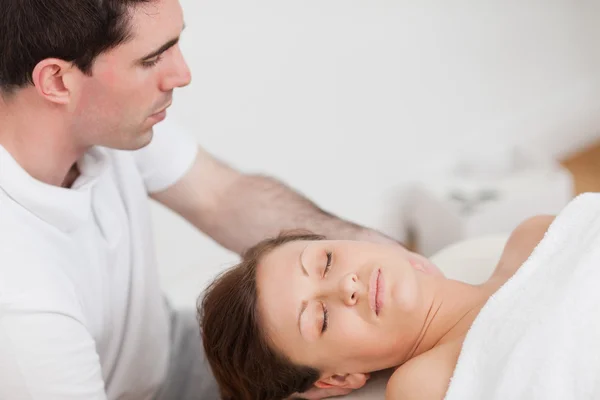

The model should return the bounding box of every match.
[152,101,172,116]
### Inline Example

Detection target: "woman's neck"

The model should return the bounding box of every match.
[404,279,490,362]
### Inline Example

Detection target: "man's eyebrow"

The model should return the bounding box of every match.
[297,245,309,337]
[139,24,186,62]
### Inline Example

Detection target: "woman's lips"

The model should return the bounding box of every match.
[376,270,384,315]
[369,268,384,316]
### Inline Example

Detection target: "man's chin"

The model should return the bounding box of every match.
[115,128,154,151]
[135,128,154,149]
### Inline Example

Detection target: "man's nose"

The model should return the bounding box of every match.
[160,45,192,91]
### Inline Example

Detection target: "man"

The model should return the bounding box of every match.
[0,0,431,399]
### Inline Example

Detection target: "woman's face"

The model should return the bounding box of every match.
[256,240,442,380]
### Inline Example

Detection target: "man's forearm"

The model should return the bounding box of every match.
[200,173,401,254]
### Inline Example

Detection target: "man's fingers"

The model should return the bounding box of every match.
[301,387,353,399]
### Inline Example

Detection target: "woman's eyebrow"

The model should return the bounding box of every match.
[299,244,309,276]
[298,244,309,337]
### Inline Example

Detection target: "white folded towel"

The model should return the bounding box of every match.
[444,192,600,400]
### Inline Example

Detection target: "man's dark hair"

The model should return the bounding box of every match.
[0,0,153,94]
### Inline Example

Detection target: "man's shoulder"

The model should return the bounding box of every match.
[0,194,78,300]
[0,246,83,320]
[0,189,30,239]
[0,190,50,245]
[386,344,457,400]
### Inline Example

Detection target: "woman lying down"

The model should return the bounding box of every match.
[199,192,600,400]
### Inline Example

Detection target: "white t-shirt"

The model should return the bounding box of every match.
[0,121,198,400]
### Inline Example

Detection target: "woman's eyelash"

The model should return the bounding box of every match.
[323,251,332,277]
[320,251,333,334]
[321,303,329,333]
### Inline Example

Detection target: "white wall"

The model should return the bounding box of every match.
[153,1,600,307]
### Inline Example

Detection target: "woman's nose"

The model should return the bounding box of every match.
[339,273,359,306]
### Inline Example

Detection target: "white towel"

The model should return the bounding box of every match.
[444,192,600,400]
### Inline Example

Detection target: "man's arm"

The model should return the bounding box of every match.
[151,147,399,254]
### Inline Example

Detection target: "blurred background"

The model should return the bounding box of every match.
[153,1,600,307]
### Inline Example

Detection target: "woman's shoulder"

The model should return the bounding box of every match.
[487,215,555,285]
[385,342,459,400]
[385,215,556,400]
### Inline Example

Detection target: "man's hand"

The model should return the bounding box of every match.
[288,372,372,400]
[354,228,444,277]
[289,386,353,400]
[152,149,421,255]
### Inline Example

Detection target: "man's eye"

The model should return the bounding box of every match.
[323,251,332,277]
[141,55,163,68]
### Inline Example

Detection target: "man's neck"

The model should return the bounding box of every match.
[0,90,86,187]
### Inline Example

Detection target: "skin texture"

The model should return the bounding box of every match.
[257,240,442,388]
[256,215,555,397]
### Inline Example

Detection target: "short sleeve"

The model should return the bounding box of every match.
[0,310,107,400]
[133,119,199,193]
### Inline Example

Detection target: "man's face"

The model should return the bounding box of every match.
[71,0,191,150]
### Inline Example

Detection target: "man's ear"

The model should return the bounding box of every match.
[314,372,370,390]
[31,58,78,105]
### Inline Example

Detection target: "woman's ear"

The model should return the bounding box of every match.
[314,372,370,390]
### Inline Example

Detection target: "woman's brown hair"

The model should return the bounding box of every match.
[198,232,325,400]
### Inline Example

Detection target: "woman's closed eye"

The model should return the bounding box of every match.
[322,251,332,277]
[321,302,329,333]
[320,251,333,333]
